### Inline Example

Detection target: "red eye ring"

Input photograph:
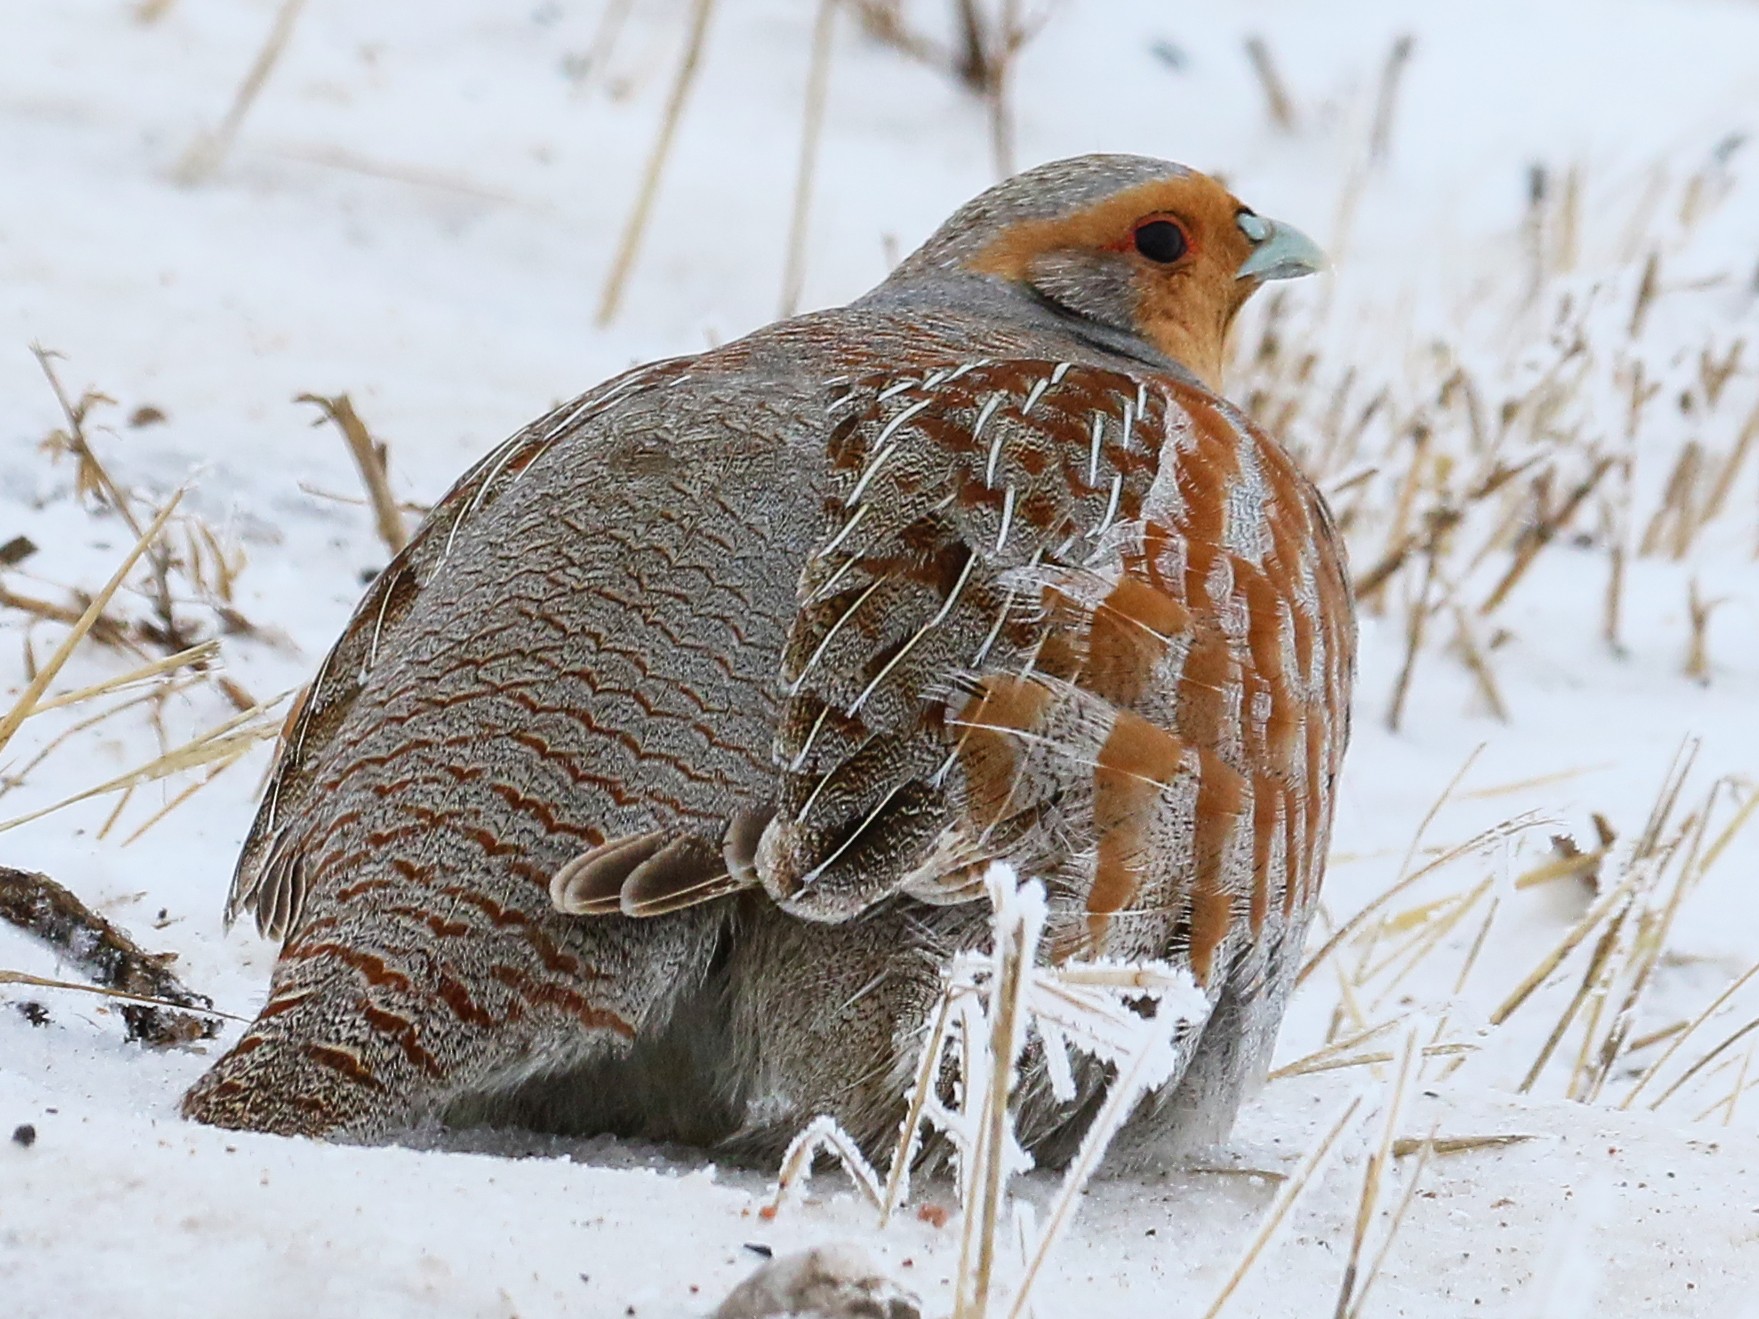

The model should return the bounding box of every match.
[1133,218,1189,264]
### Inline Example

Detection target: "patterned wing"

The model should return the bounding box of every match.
[757,359,1354,984]
[227,360,686,940]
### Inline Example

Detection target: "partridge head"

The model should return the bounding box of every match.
[880,158,1325,388]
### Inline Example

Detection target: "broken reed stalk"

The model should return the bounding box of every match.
[1450,603,1508,720]
[33,347,186,648]
[1367,36,1414,162]
[1270,1040,1471,1082]
[1639,442,1703,557]
[1715,1042,1757,1126]
[1363,879,1494,1012]
[1648,1015,1759,1112]
[1576,792,1709,1102]
[298,394,408,555]
[1345,1130,1434,1319]
[961,881,1033,1318]
[1352,506,1460,603]
[1698,399,1759,530]
[573,0,635,97]
[1628,250,1661,338]
[1384,544,1437,731]
[1621,959,1759,1110]
[1333,1030,1419,1319]
[0,494,183,759]
[596,0,719,326]
[0,969,246,1027]
[0,679,203,801]
[845,0,942,68]
[985,0,1025,180]
[1684,580,1720,682]
[880,982,964,1224]
[0,584,129,646]
[1518,890,1631,1093]
[1478,454,1614,615]
[1243,36,1297,131]
[1270,1016,1404,1082]
[779,0,838,318]
[175,0,309,183]
[1298,746,1484,989]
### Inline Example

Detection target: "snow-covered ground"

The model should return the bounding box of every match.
[4,1,1759,1314]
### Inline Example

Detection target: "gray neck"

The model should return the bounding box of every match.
[854,269,1194,383]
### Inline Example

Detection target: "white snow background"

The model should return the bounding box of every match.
[4,1,1759,1315]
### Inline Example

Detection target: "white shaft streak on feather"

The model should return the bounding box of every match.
[1050,361,1073,385]
[1120,399,1135,454]
[971,592,1014,667]
[845,395,934,506]
[1086,411,1106,485]
[364,574,401,670]
[847,550,979,715]
[876,376,921,402]
[1089,473,1124,538]
[538,367,646,444]
[994,484,1017,551]
[439,501,474,562]
[970,545,1037,667]
[809,492,957,606]
[816,503,869,561]
[789,576,888,694]
[838,967,894,1013]
[805,549,863,607]
[797,777,915,886]
[929,740,963,789]
[287,652,335,768]
[1020,374,1051,415]
[971,391,1008,488]
[258,777,283,840]
[788,702,835,772]
[464,435,534,517]
[983,430,1008,489]
[794,748,851,826]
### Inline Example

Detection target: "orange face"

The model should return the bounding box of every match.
[965,173,1322,390]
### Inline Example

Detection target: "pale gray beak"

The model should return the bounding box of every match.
[1235,212,1326,281]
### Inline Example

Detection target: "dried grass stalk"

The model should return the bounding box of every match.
[1201,1094,1365,1318]
[1367,35,1414,162]
[299,394,408,555]
[0,494,182,759]
[779,0,838,318]
[1243,36,1297,131]
[597,0,719,326]
[174,0,309,184]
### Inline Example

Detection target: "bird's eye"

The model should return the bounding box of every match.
[1133,220,1188,263]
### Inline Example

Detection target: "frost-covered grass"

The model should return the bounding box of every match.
[5,2,1759,1315]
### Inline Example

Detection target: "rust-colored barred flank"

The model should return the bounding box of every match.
[765,362,1352,991]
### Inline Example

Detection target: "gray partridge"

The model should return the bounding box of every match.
[183,154,1354,1164]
